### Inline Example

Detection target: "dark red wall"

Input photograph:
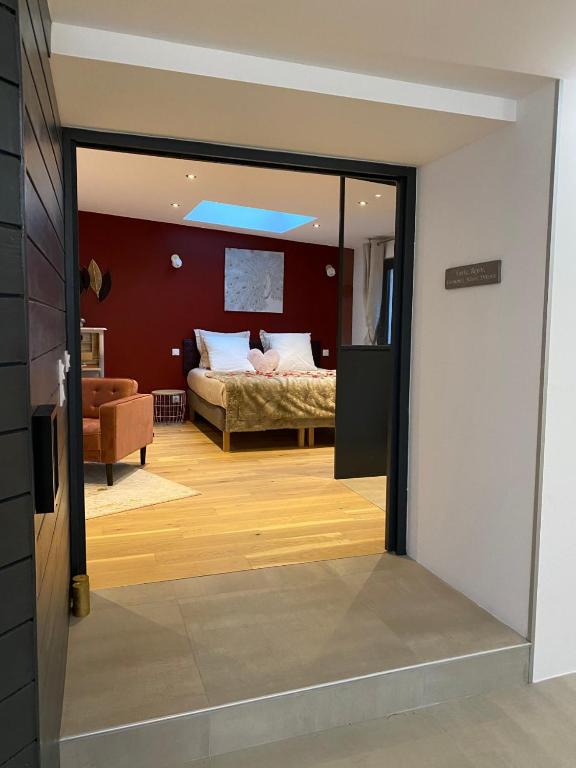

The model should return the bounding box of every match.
[79,212,340,392]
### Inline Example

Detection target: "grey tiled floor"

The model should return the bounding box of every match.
[179,674,576,768]
[62,554,524,737]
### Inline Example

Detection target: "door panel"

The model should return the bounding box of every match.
[335,177,397,480]
[334,347,393,478]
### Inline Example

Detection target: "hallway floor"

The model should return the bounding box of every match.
[177,673,576,767]
[62,553,524,738]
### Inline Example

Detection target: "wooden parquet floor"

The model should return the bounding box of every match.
[85,421,386,588]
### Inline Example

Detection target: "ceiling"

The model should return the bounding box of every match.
[47,0,564,95]
[53,58,507,167]
[77,149,396,248]
[48,0,565,169]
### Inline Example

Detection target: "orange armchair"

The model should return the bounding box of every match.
[82,378,154,486]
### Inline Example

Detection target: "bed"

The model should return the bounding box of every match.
[183,337,335,450]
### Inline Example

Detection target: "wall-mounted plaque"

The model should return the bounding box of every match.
[445,260,501,290]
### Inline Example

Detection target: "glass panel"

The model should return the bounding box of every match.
[341,178,397,346]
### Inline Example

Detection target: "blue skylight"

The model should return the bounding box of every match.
[183,200,316,233]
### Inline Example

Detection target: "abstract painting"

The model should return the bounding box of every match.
[224,248,284,313]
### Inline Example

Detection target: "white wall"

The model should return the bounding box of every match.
[532,80,576,681]
[408,83,556,637]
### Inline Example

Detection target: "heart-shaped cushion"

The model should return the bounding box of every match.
[247,348,280,373]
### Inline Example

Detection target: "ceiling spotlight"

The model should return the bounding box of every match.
[313,222,320,228]
[375,193,382,198]
[358,201,368,206]
[185,173,197,180]
[170,202,180,208]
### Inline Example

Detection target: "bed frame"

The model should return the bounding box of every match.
[182,337,334,451]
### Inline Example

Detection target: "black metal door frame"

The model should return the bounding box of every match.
[63,128,416,573]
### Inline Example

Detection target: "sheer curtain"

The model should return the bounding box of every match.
[362,239,394,344]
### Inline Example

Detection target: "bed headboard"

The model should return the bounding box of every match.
[182,336,323,374]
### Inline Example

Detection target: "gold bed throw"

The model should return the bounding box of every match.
[205,370,336,432]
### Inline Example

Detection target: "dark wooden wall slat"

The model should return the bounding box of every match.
[21,51,62,192]
[19,8,62,179]
[0,154,22,227]
[0,80,20,156]
[0,365,28,432]
[23,114,64,243]
[0,560,35,635]
[37,0,52,57]
[29,346,63,407]
[24,177,64,277]
[0,299,27,363]
[0,685,37,765]
[0,622,35,701]
[0,225,23,295]
[0,8,19,84]
[0,431,32,506]
[0,495,33,569]
[28,301,65,361]
[20,0,61,155]
[2,742,38,768]
[27,239,65,310]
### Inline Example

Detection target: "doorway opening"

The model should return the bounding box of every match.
[64,131,415,590]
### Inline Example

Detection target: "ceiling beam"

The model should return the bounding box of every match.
[51,23,517,123]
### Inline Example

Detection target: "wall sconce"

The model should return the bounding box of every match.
[171,254,183,269]
[325,264,336,277]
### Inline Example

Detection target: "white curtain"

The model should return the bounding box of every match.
[363,239,394,344]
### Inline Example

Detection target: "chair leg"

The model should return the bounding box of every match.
[223,431,231,452]
[105,464,114,486]
[297,428,306,448]
[140,447,147,465]
[307,427,315,448]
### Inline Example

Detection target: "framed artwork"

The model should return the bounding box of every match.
[224,248,284,313]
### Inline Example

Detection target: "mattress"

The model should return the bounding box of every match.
[186,368,226,407]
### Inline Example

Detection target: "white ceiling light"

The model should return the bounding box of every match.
[358,200,368,206]
[313,222,320,228]
[185,173,197,179]
[375,193,382,198]
[170,202,180,207]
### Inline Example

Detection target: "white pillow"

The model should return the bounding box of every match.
[195,329,250,368]
[203,334,255,372]
[260,332,317,372]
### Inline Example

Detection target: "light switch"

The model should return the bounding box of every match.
[171,348,180,357]
[322,349,330,357]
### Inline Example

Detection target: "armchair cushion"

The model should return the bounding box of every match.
[82,378,138,419]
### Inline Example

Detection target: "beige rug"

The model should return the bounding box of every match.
[84,463,199,519]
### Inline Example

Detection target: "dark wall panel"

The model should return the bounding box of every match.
[0,561,35,635]
[0,80,20,154]
[0,226,23,294]
[0,366,29,432]
[0,3,39,767]
[27,239,65,310]
[21,1,71,766]
[0,622,36,701]
[1,1,69,766]
[0,154,22,226]
[0,9,19,83]
[0,686,37,766]
[28,302,65,360]
[0,431,32,500]
[0,299,27,362]
[0,495,33,569]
